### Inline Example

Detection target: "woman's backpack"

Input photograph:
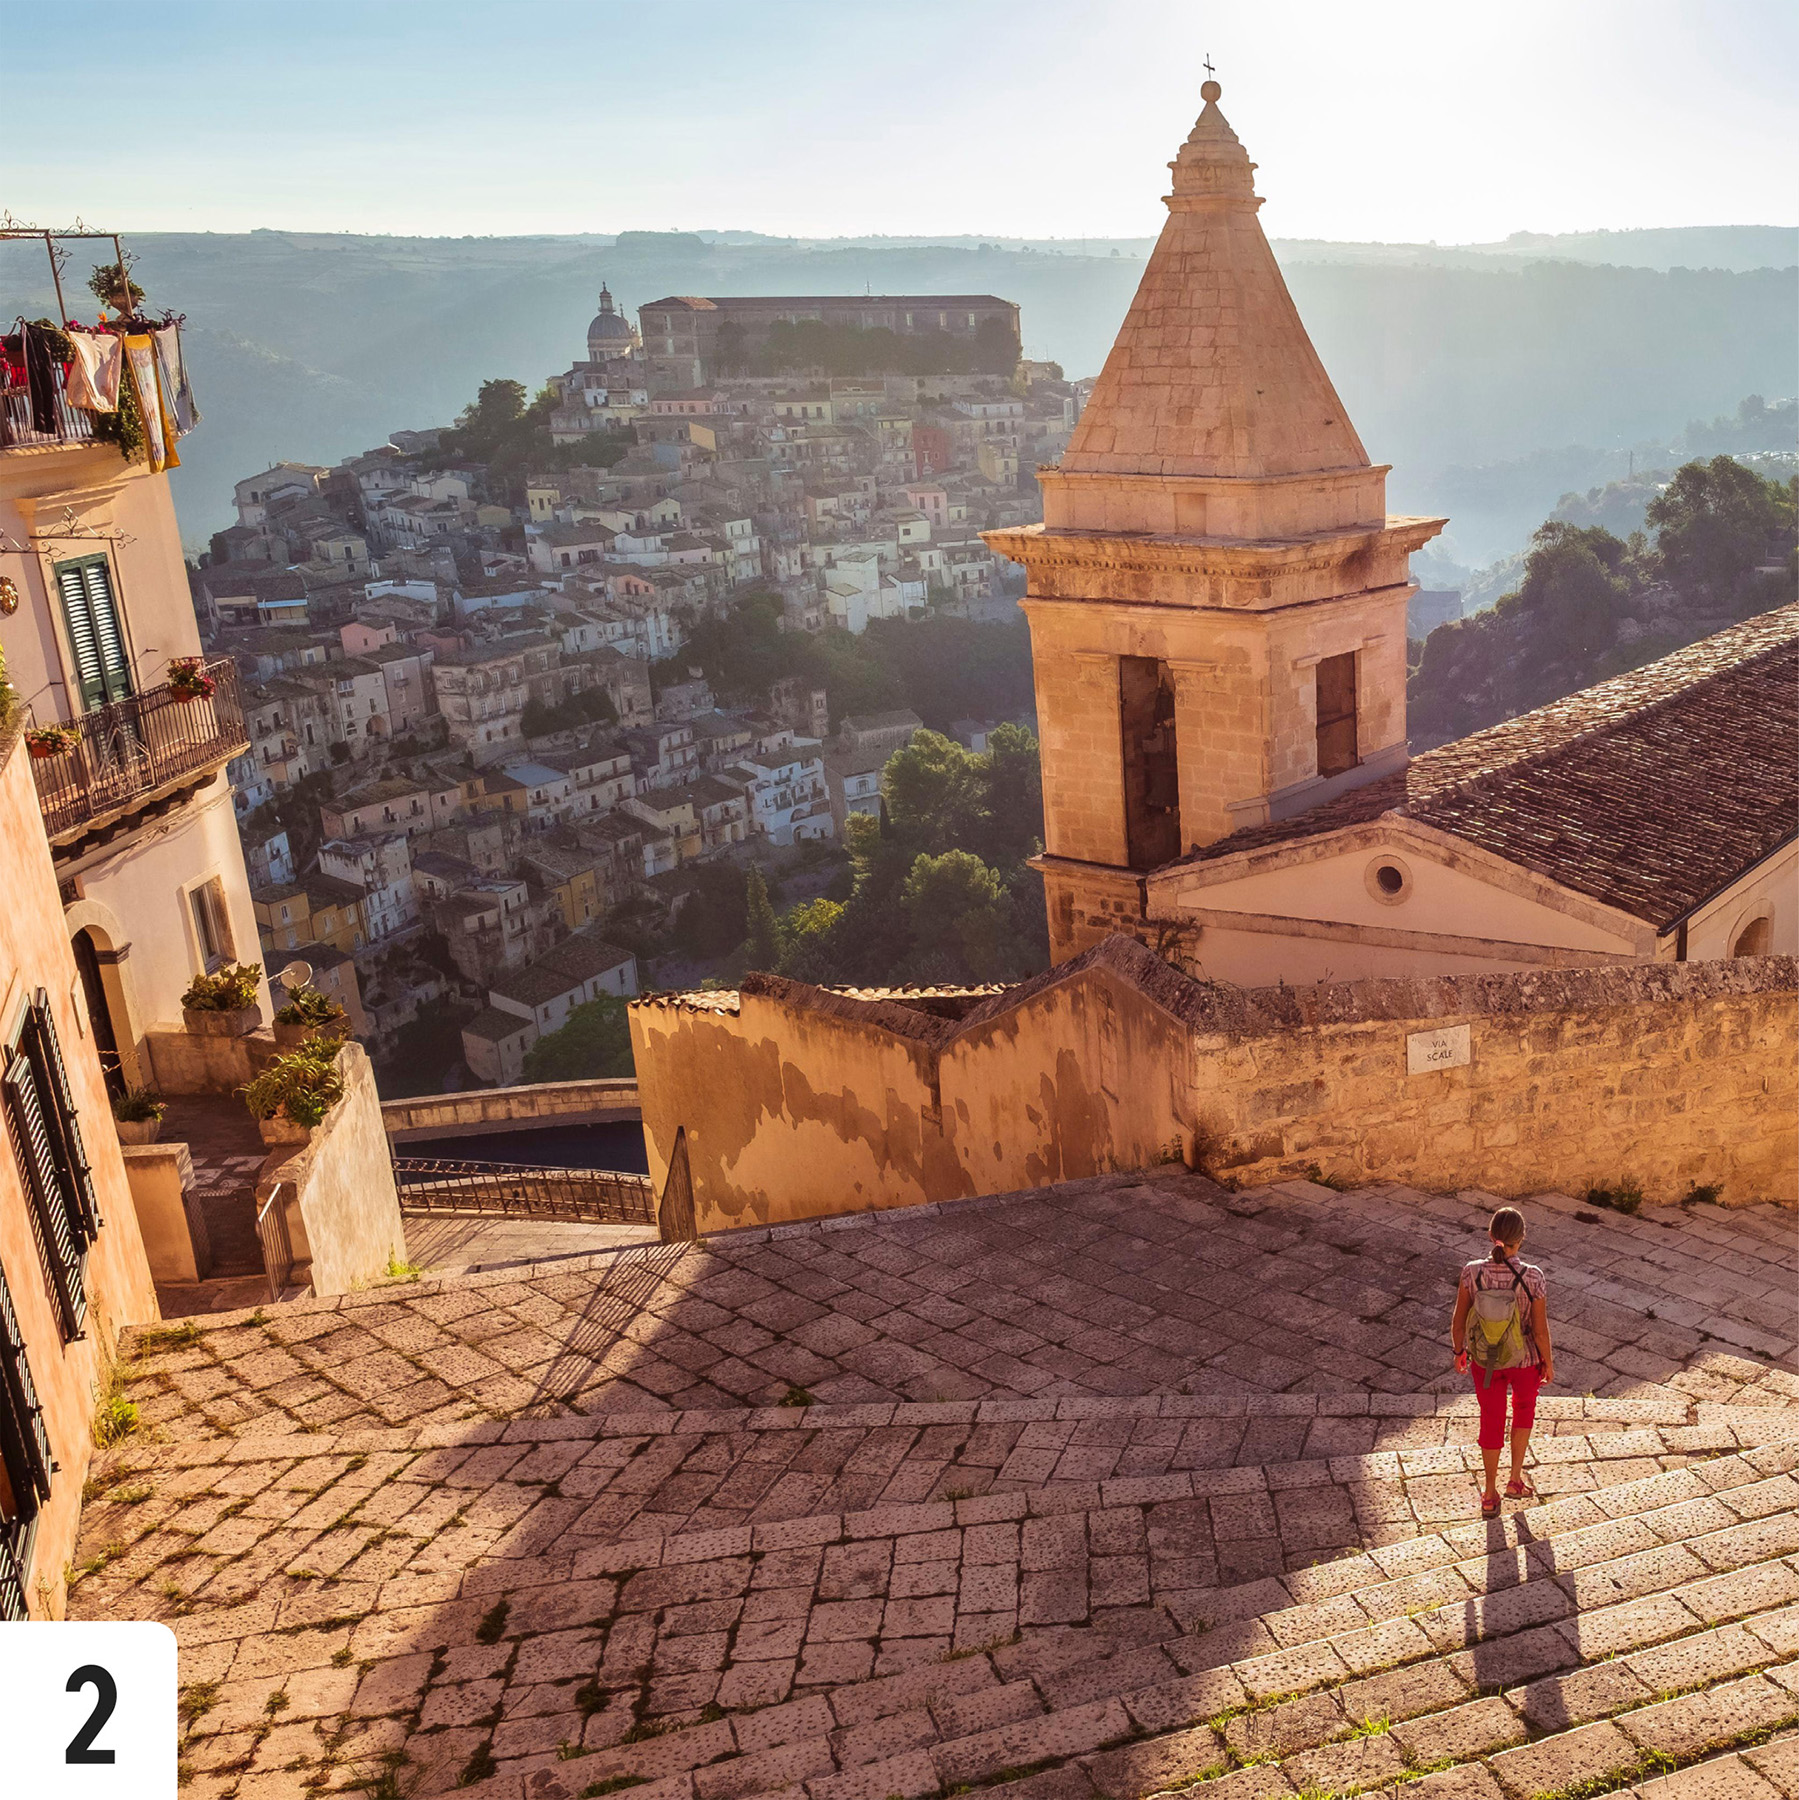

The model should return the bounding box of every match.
[1468,1255,1535,1372]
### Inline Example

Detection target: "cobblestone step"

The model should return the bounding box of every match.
[124,1173,1799,1444]
[398,1440,1799,1800]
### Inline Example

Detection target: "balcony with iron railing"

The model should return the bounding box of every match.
[30,657,249,846]
[0,356,98,453]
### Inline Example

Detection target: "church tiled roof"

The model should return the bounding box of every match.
[1177,604,1799,931]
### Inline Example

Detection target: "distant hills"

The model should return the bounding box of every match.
[0,224,1791,556]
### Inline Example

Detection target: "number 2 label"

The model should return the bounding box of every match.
[0,1622,176,1793]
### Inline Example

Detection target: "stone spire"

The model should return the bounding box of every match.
[1058,79,1370,483]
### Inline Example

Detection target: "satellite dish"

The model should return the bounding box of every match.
[278,960,314,992]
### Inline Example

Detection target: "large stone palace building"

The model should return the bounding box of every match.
[985,81,1795,981]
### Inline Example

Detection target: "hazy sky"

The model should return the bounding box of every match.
[6,0,1795,242]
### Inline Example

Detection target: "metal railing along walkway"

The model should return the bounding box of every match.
[391,1156,657,1226]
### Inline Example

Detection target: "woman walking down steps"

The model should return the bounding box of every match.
[1451,1205,1557,1518]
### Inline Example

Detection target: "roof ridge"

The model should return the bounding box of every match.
[1411,605,1799,805]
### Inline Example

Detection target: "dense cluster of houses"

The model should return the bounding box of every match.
[199,284,1074,1084]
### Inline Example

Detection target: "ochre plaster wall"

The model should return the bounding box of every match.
[940,964,1193,1193]
[0,735,159,1618]
[120,1143,199,1283]
[631,992,957,1231]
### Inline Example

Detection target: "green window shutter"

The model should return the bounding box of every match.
[54,556,132,710]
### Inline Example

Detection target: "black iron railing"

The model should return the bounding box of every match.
[31,658,247,841]
[393,1156,657,1225]
[0,359,97,452]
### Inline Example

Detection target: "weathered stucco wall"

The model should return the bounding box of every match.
[0,734,160,1619]
[941,960,1193,1193]
[631,938,1797,1229]
[631,988,958,1230]
[262,1045,405,1295]
[120,1142,199,1284]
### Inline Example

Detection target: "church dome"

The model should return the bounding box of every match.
[586,283,637,357]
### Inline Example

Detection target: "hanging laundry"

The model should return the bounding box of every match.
[22,321,61,435]
[122,335,179,471]
[152,323,200,432]
[66,330,123,412]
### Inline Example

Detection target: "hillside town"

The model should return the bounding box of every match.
[196,289,1081,1089]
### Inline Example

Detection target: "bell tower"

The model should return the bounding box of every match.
[986,78,1445,961]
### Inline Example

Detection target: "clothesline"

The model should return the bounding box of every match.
[4,313,201,469]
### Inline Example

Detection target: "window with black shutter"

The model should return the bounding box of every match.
[0,1262,54,1622]
[54,554,133,710]
[2,996,94,1341]
[24,996,101,1244]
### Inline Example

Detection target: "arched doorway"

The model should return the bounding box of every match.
[72,928,128,1103]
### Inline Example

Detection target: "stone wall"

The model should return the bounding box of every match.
[261,1045,405,1296]
[629,937,1797,1231]
[1187,957,1796,1203]
[381,1077,641,1142]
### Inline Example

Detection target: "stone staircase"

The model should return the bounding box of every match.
[63,1176,1796,1799]
[411,1430,1798,1800]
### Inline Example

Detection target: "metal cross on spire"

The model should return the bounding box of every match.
[1203,54,1215,78]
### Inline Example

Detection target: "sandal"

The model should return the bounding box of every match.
[1480,1492,1501,1518]
[1505,1477,1537,1499]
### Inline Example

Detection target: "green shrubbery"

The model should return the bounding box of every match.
[181,964,262,1011]
[241,1040,346,1129]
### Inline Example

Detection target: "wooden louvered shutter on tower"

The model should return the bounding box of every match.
[55,556,132,709]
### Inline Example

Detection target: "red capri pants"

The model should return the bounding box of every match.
[1470,1364,1542,1448]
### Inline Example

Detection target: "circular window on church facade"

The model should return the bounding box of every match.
[1364,854,1413,905]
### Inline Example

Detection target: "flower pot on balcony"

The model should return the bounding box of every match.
[115,1117,163,1146]
[257,1113,313,1147]
[183,1005,261,1038]
[272,1019,344,1049]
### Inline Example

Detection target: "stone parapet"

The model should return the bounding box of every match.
[630,937,1798,1229]
[381,1076,642,1141]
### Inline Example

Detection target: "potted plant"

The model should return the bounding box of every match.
[112,1087,166,1145]
[241,1039,346,1146]
[167,657,217,704]
[181,963,263,1037]
[273,982,348,1048]
[25,724,79,759]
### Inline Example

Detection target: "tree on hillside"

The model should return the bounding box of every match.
[974,316,1022,375]
[436,375,630,502]
[654,595,1034,731]
[901,850,1010,981]
[762,729,1048,988]
[1509,521,1629,659]
[1647,455,1796,606]
[744,867,780,972]
[1408,457,1796,751]
[521,995,634,1081]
